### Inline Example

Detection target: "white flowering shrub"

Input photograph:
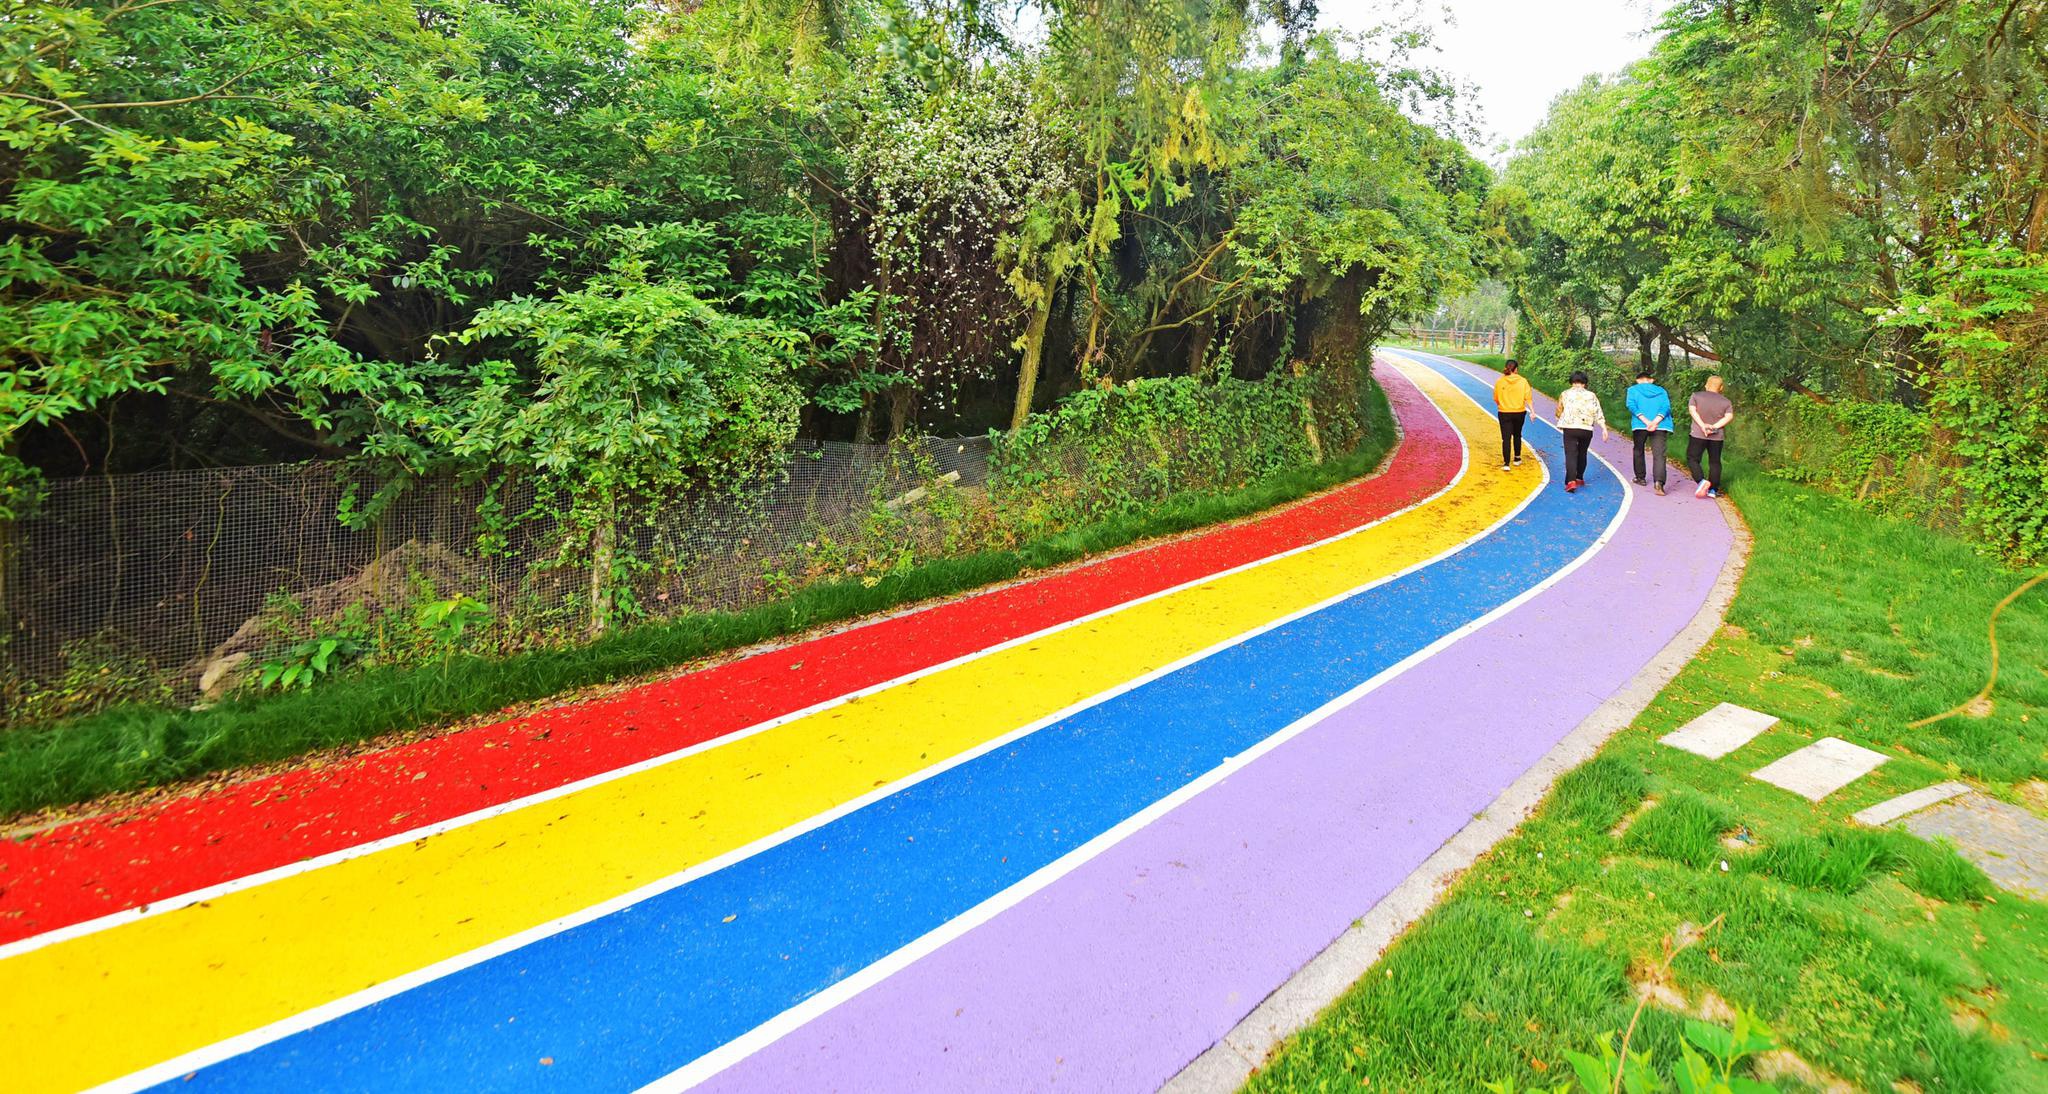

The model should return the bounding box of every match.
[831,63,1085,421]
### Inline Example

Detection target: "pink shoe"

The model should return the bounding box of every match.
[1694,479,1710,499]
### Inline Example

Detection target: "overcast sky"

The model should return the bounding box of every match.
[1315,0,1668,157]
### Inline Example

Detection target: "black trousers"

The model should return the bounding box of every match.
[1687,436,1724,488]
[1632,429,1668,486]
[1498,411,1526,465]
[1562,428,1593,484]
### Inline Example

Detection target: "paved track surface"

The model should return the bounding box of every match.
[0,352,1733,1093]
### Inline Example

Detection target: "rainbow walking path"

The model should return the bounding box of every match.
[0,352,1734,1093]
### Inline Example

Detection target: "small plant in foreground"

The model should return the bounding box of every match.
[1491,913,1780,1094]
[1488,1011,1780,1094]
[414,595,491,647]
[257,636,364,692]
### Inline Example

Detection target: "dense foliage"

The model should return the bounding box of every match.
[0,0,1492,649]
[1497,0,2048,560]
[991,363,1369,530]
[0,0,1484,494]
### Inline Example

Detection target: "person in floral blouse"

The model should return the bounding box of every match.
[1555,370,1610,493]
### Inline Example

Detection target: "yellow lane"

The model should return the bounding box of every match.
[0,358,1535,1093]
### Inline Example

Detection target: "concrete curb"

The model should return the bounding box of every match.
[1161,486,1754,1093]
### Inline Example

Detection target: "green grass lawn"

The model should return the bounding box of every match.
[1248,461,2048,1092]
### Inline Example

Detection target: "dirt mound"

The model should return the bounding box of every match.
[189,540,483,698]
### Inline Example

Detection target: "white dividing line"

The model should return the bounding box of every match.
[636,352,1634,1092]
[3,365,1471,964]
[81,359,1518,1094]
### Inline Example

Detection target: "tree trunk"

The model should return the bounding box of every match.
[854,389,878,444]
[1291,359,1325,464]
[1637,327,1656,375]
[1657,334,1672,375]
[1010,296,1053,431]
[886,384,914,439]
[1307,273,1365,367]
[1186,319,1214,376]
[586,499,616,639]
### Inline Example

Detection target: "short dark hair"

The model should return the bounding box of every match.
[1637,369,1654,380]
[1569,370,1589,386]
[1503,359,1520,374]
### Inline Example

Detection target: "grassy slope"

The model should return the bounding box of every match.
[1248,458,2048,1091]
[0,381,1396,820]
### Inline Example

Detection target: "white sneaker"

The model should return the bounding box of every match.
[1501,464,1511,471]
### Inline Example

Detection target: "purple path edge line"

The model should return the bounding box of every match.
[699,353,1740,1094]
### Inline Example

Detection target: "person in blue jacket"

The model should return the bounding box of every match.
[1625,369,1674,495]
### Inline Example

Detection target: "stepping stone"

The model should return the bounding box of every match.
[1905,793,2048,900]
[1852,781,1973,827]
[1750,737,1888,801]
[1659,702,1778,759]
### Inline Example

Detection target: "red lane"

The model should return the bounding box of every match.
[0,362,1460,945]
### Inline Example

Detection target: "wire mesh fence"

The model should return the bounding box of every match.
[0,365,1376,723]
[0,436,994,709]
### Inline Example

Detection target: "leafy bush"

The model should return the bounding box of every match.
[989,365,1367,533]
[257,637,365,692]
[1737,395,1961,529]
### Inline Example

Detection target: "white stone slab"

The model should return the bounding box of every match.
[1750,737,1889,801]
[1659,702,1778,759]
[1851,781,1973,827]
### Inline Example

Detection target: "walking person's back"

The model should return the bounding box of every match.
[1625,371,1674,495]
[1493,361,1533,471]
[1555,371,1609,493]
[1686,376,1734,498]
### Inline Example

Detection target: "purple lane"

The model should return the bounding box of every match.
[702,355,1733,1094]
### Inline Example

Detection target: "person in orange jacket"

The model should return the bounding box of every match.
[1492,360,1533,471]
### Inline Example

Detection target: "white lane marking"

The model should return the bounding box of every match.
[643,351,1633,1091]
[81,359,1528,1093]
[3,366,1469,962]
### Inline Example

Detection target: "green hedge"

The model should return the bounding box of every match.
[1737,394,1961,529]
[989,365,1368,533]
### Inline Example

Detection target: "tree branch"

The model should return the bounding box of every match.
[75,50,304,110]
[1988,0,2023,53]
[167,388,350,457]
[1842,0,1953,96]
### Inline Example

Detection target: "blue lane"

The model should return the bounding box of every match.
[159,358,1620,1093]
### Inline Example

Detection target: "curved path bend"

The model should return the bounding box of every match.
[0,352,1734,1094]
